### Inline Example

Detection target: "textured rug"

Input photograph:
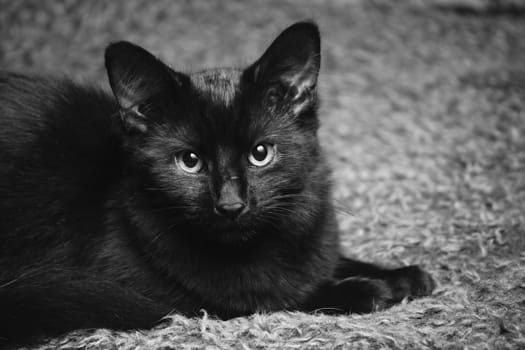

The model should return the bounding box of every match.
[1,0,524,348]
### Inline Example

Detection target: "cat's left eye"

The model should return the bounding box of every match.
[248,143,276,167]
[176,151,203,174]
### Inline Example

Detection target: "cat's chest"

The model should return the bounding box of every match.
[100,208,338,314]
[151,234,338,314]
[93,234,316,314]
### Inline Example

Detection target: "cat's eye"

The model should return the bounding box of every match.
[176,151,203,173]
[248,143,276,167]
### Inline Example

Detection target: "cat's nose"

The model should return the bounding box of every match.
[215,178,246,219]
[215,202,246,220]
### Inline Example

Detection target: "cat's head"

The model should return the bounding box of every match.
[105,22,329,242]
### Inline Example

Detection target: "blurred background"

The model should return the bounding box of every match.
[1,0,525,348]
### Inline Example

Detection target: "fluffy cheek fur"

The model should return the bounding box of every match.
[247,133,319,206]
[132,132,212,218]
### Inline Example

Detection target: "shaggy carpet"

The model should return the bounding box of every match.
[1,0,524,349]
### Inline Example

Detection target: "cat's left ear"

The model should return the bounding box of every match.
[105,41,188,133]
[246,21,320,108]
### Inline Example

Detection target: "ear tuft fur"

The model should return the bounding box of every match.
[104,41,187,132]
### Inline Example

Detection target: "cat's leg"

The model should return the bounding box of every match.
[304,277,395,314]
[303,257,435,314]
[334,256,435,300]
[333,257,392,279]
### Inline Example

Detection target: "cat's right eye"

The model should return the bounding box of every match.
[176,151,203,174]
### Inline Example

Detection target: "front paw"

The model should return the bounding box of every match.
[387,265,435,300]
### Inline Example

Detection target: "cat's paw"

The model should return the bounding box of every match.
[307,267,435,315]
[387,265,435,300]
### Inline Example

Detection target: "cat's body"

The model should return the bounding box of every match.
[0,22,434,344]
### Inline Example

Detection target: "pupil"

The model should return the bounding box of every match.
[183,152,198,167]
[253,145,267,161]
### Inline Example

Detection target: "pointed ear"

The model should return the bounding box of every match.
[105,41,187,132]
[249,21,320,93]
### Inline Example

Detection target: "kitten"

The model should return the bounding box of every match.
[0,21,435,343]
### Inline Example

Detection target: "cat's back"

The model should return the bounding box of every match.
[0,72,119,155]
[0,72,123,244]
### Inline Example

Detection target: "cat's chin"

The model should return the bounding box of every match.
[197,218,259,244]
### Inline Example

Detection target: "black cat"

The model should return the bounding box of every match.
[0,21,434,343]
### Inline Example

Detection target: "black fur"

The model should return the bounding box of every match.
[0,22,434,344]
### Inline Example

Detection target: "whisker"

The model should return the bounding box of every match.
[333,204,354,217]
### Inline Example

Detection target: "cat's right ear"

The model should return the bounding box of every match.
[105,41,188,133]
